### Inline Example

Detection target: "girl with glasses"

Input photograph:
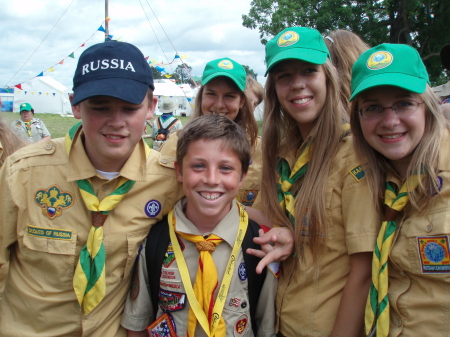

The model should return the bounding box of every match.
[350,43,449,337]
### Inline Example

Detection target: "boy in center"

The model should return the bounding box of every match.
[122,115,277,337]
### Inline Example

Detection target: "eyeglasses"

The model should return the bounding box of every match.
[357,100,424,120]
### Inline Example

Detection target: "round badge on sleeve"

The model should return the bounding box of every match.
[145,199,162,218]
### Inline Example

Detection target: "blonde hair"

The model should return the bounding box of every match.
[350,85,448,212]
[245,75,264,107]
[325,30,370,114]
[0,116,26,166]
[260,59,348,265]
[191,76,258,149]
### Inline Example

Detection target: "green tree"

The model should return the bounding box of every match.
[174,64,194,85]
[242,0,450,84]
[150,66,164,80]
[243,65,258,80]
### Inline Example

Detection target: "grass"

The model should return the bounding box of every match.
[2,112,263,147]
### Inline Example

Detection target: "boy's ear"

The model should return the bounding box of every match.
[174,161,183,183]
[239,171,247,187]
[70,94,82,119]
[146,96,158,120]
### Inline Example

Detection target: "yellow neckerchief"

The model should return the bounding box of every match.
[365,174,422,337]
[24,120,32,137]
[168,202,248,337]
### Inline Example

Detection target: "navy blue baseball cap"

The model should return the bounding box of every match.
[71,41,155,106]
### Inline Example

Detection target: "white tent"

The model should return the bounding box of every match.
[13,76,72,115]
[154,79,196,116]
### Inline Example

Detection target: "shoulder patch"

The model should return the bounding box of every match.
[349,164,366,182]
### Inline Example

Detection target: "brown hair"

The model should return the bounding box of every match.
[0,116,26,166]
[350,85,448,212]
[191,76,258,149]
[324,30,370,114]
[245,75,264,108]
[260,59,348,265]
[176,114,250,175]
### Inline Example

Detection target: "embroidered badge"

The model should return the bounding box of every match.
[238,262,247,281]
[145,199,161,217]
[277,31,299,47]
[349,164,366,182]
[229,297,241,307]
[242,190,258,206]
[34,185,74,219]
[367,51,393,70]
[268,262,281,278]
[234,314,249,336]
[417,236,450,273]
[146,312,177,337]
[161,269,181,282]
[218,59,234,70]
[163,240,185,268]
[158,289,186,312]
[27,225,73,240]
[160,281,182,290]
[432,176,443,197]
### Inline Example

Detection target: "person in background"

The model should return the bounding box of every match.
[0,98,26,167]
[151,97,183,151]
[324,29,370,114]
[245,75,265,112]
[11,102,51,143]
[350,43,450,337]
[432,44,450,120]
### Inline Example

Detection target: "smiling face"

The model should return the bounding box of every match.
[357,86,426,177]
[273,59,327,138]
[175,139,246,232]
[201,77,245,121]
[71,94,156,172]
[20,110,33,122]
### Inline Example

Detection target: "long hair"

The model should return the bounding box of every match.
[0,117,26,166]
[350,85,448,212]
[260,59,348,266]
[325,30,370,114]
[191,77,258,149]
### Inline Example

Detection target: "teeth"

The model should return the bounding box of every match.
[200,192,222,200]
[106,135,122,139]
[293,97,312,104]
[382,134,402,139]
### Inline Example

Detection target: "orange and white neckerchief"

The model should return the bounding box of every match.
[168,202,248,337]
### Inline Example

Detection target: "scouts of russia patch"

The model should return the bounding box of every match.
[417,236,450,273]
[34,185,74,219]
[158,289,186,312]
[146,313,177,337]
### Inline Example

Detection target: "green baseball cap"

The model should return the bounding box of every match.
[20,103,33,112]
[201,57,246,91]
[350,43,430,101]
[265,27,330,76]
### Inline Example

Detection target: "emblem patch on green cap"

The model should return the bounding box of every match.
[277,31,299,47]
[218,59,234,70]
[367,51,393,70]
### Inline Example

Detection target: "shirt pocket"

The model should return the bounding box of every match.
[405,210,450,275]
[123,230,148,280]
[21,230,78,287]
[223,290,252,336]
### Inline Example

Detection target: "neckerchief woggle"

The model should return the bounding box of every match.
[66,122,150,314]
[168,202,248,337]
[365,174,422,337]
[277,123,350,226]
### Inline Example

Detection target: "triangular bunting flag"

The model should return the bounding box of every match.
[58,60,64,65]
[174,54,180,59]
[80,43,85,47]
[156,66,165,72]
[24,91,27,95]
[68,53,75,59]
[145,56,149,60]
[37,72,43,77]
[46,93,49,96]
[38,92,42,95]
[98,25,106,33]
[53,93,56,96]
[15,84,23,90]
[47,67,55,72]
[164,74,172,78]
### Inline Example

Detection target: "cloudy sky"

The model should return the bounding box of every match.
[0,0,268,91]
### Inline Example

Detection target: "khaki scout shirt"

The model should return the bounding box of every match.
[254,135,379,337]
[0,132,183,337]
[11,118,51,143]
[122,199,277,337]
[159,133,263,206]
[387,130,450,336]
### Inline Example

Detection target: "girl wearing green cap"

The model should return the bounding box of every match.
[255,26,379,336]
[350,43,449,337]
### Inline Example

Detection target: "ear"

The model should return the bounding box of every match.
[70,95,82,119]
[146,96,158,120]
[174,161,183,183]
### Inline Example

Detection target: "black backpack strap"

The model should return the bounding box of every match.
[242,219,267,335]
[156,117,162,129]
[145,216,171,318]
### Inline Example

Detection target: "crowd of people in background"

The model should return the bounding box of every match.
[0,25,450,337]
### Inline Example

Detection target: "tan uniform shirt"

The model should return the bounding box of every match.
[159,133,262,206]
[11,117,51,143]
[0,132,183,337]
[387,130,450,336]
[255,135,379,337]
[122,199,277,337]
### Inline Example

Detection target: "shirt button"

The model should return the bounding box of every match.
[161,159,167,164]
[241,301,247,309]
[102,185,110,191]
[426,224,433,232]
[45,144,52,150]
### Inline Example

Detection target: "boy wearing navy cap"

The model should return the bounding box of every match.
[0,41,183,336]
